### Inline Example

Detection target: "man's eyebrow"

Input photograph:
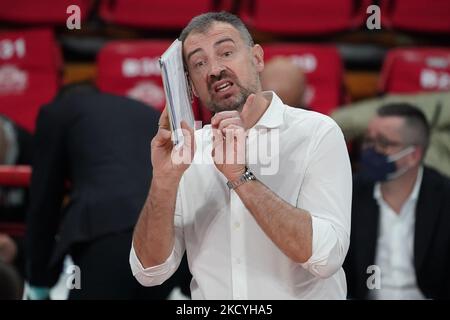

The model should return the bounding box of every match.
[214,37,235,47]
[186,38,236,62]
[187,48,203,62]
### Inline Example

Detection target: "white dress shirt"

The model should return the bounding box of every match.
[130,92,352,299]
[370,166,425,300]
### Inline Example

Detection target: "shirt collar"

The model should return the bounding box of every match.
[374,166,424,202]
[252,91,286,129]
[409,165,423,201]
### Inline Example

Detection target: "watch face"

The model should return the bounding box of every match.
[245,170,255,180]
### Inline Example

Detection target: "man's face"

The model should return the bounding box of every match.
[183,22,264,113]
[365,116,416,168]
[365,116,405,153]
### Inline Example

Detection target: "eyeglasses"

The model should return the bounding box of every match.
[362,136,404,151]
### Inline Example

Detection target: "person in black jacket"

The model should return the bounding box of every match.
[344,103,450,299]
[25,86,190,299]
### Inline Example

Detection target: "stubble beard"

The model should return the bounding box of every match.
[206,71,259,114]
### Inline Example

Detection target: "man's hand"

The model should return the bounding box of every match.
[211,94,255,181]
[0,233,17,264]
[151,108,196,181]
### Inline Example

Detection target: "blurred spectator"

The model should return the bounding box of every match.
[0,116,33,214]
[0,115,33,281]
[332,92,450,177]
[0,233,21,300]
[344,103,450,299]
[260,56,307,109]
[0,233,17,264]
[26,85,190,299]
[0,260,23,300]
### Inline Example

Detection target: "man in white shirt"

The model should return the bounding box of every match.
[344,103,450,299]
[130,12,352,299]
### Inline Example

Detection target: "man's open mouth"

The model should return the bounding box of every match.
[213,80,234,93]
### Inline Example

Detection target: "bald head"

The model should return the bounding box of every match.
[260,56,306,108]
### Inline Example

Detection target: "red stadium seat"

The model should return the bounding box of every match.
[96,40,212,124]
[381,0,450,34]
[97,40,170,112]
[263,44,345,115]
[240,0,371,35]
[0,222,26,237]
[0,165,31,187]
[0,28,62,132]
[99,0,233,29]
[379,48,450,94]
[0,0,93,25]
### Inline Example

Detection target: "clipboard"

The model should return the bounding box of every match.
[159,39,195,146]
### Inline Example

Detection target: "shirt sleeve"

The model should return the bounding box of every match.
[129,185,186,287]
[298,121,352,279]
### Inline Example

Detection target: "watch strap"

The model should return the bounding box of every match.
[226,168,256,190]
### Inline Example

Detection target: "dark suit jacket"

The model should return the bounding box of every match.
[344,167,450,299]
[26,93,160,286]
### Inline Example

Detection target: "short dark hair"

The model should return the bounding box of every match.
[377,103,430,154]
[179,11,254,47]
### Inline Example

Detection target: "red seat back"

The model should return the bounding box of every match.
[380,48,450,94]
[240,0,371,35]
[263,44,344,115]
[0,0,93,25]
[97,40,170,112]
[0,165,31,187]
[381,0,450,34]
[99,0,232,29]
[96,40,212,124]
[0,29,61,132]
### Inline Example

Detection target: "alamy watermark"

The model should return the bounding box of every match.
[366,5,381,30]
[366,264,381,290]
[66,5,81,30]
[171,125,280,176]
[66,264,81,290]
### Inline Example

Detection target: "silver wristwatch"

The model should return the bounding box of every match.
[226,167,256,190]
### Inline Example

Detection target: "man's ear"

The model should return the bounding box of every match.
[410,146,423,167]
[252,44,265,72]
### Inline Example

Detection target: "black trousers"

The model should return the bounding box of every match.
[68,230,191,300]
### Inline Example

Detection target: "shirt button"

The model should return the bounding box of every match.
[234,221,240,229]
[235,258,241,264]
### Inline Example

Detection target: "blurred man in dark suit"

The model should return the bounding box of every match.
[344,103,450,299]
[25,87,190,299]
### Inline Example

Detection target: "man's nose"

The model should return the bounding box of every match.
[208,60,225,80]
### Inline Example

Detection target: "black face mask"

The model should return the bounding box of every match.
[359,146,415,182]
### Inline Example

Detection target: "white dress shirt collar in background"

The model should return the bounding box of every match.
[370,166,425,300]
